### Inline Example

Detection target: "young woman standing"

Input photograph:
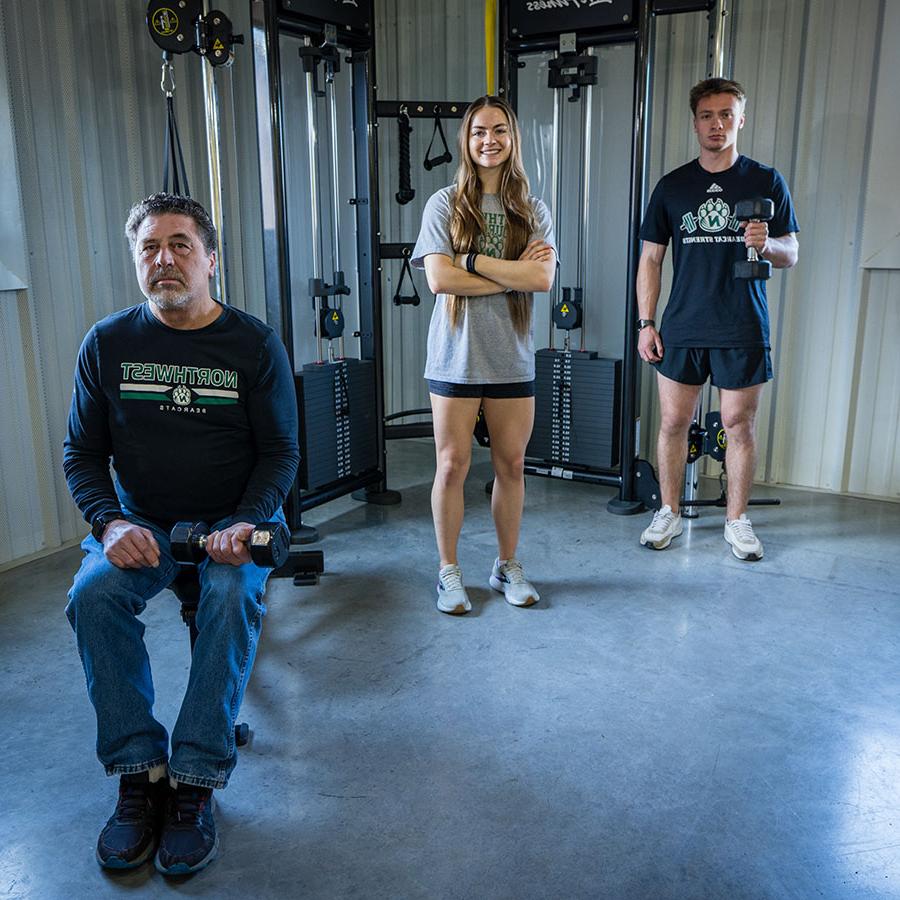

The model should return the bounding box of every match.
[411,96,556,615]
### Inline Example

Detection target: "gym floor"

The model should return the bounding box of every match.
[1,439,898,899]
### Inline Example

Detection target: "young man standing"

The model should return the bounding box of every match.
[636,78,799,559]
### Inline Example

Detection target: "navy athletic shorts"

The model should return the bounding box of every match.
[653,347,773,390]
[427,379,536,399]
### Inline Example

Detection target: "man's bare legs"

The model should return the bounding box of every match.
[719,383,764,520]
[656,373,703,511]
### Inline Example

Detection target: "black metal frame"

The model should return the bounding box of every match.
[372,101,469,441]
[501,0,715,514]
[250,0,394,533]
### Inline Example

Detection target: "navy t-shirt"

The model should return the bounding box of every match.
[639,155,799,348]
[64,302,300,532]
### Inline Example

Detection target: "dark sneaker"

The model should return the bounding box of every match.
[155,783,218,875]
[96,773,168,870]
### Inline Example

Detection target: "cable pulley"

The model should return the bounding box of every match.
[146,1,242,67]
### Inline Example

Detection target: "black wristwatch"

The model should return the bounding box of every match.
[91,511,123,542]
[637,318,655,331]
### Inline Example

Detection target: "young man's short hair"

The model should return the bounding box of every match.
[689,78,746,115]
[125,193,217,255]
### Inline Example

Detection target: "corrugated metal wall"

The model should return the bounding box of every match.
[0,0,264,568]
[733,0,896,499]
[1,0,897,569]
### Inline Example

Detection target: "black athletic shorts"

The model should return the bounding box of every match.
[427,379,536,399]
[653,347,773,389]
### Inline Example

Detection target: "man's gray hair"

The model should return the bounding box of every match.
[124,193,217,254]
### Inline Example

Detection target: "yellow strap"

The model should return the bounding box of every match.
[484,0,497,95]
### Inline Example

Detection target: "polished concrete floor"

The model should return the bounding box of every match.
[1,440,898,899]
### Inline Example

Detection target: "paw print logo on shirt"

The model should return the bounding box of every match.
[698,197,731,233]
[479,212,506,258]
[172,384,192,406]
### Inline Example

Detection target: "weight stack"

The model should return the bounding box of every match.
[296,359,379,491]
[527,349,621,470]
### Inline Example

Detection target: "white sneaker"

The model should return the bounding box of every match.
[724,514,764,560]
[489,558,539,607]
[640,505,683,550]
[436,564,471,615]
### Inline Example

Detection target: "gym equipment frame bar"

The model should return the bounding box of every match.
[372,99,468,441]
[251,0,395,535]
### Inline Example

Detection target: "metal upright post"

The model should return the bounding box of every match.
[707,0,731,79]
[201,0,227,305]
[326,62,346,360]
[350,48,401,506]
[549,82,562,350]
[304,38,326,365]
[607,0,652,515]
[579,50,593,352]
[250,0,292,348]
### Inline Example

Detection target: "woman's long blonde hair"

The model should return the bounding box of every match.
[447,96,536,335]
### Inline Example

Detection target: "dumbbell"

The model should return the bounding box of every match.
[170,520,290,568]
[733,198,774,280]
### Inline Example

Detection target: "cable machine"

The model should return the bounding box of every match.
[251,0,399,546]
[500,0,736,515]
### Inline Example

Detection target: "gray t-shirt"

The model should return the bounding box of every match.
[411,186,555,384]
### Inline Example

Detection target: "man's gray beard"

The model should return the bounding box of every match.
[145,286,193,310]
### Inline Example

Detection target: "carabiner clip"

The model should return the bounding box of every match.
[160,54,176,98]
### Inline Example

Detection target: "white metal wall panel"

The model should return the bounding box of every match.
[0,0,266,568]
[747,0,883,493]
[730,0,808,487]
[846,270,900,499]
[860,0,900,270]
[0,291,54,561]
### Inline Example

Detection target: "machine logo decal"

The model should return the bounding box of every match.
[524,0,612,10]
[151,8,179,37]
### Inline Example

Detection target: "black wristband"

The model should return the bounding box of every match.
[91,510,124,542]
[466,251,478,274]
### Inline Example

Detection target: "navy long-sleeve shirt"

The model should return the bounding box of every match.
[64,302,299,532]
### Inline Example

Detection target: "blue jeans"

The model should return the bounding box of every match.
[65,510,280,789]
